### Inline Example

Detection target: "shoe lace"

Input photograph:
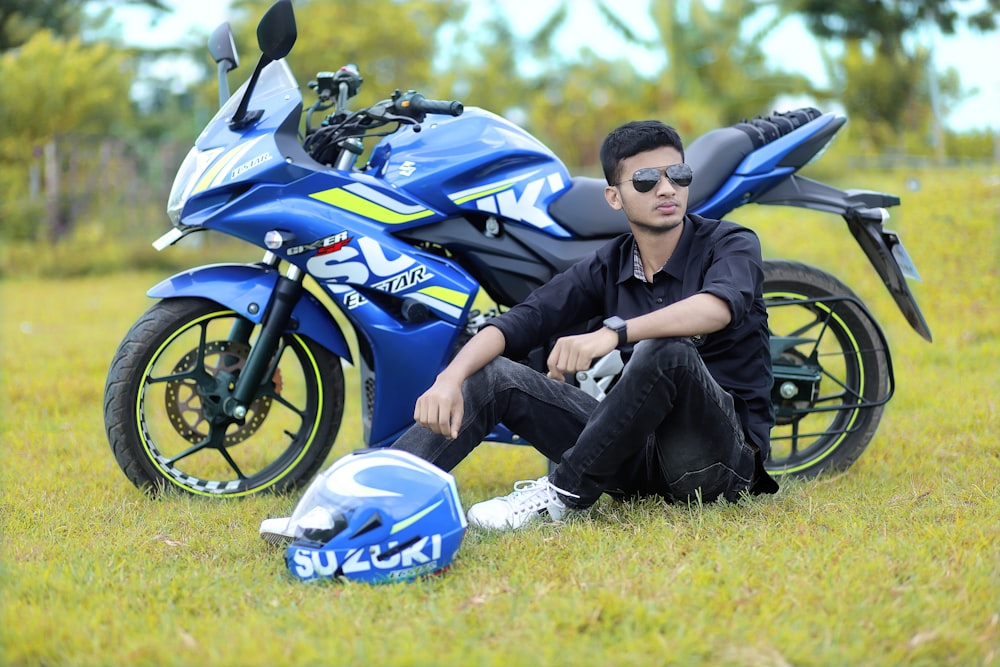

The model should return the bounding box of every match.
[506,476,578,513]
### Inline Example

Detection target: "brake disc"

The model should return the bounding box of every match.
[164,340,283,445]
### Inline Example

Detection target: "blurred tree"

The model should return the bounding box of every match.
[831,40,965,155]
[496,0,813,156]
[0,31,132,142]
[647,0,814,126]
[521,54,656,172]
[785,0,999,149]
[833,41,927,150]
[432,5,582,162]
[437,3,522,105]
[0,0,169,51]
[790,0,999,54]
[225,0,467,111]
[0,30,133,239]
[424,2,636,170]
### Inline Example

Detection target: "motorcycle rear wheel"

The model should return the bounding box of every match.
[104,297,345,497]
[762,260,891,478]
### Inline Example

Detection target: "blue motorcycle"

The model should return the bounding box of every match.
[104,0,930,497]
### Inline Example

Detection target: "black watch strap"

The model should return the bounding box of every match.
[603,316,628,347]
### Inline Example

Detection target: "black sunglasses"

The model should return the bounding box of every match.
[618,163,694,193]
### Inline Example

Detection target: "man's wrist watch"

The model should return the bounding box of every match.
[603,316,628,347]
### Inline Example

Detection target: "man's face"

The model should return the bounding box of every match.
[604,146,689,234]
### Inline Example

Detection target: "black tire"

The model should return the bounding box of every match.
[763,260,891,478]
[104,297,345,497]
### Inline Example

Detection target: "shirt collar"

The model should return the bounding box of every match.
[620,216,695,283]
[631,243,646,282]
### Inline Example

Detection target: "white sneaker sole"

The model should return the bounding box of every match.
[259,517,293,545]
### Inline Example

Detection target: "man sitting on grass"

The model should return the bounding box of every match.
[391,119,778,530]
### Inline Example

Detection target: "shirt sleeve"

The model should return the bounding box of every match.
[697,226,764,327]
[487,248,613,360]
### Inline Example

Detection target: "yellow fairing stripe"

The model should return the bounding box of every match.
[418,286,471,307]
[451,183,513,205]
[193,137,265,194]
[310,188,434,224]
[193,150,233,193]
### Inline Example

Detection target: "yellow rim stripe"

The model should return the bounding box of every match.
[137,310,324,498]
[767,291,864,475]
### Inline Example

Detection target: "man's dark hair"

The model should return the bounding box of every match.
[600,120,685,185]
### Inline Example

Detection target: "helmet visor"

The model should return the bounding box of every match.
[286,470,358,545]
[291,505,349,544]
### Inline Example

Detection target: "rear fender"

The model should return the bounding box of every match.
[147,263,353,362]
[755,175,932,341]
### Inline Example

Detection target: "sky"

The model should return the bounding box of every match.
[108,0,1000,132]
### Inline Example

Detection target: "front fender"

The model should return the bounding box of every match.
[148,263,353,363]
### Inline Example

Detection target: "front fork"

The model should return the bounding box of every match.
[223,253,305,420]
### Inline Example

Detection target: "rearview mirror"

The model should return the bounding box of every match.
[208,22,239,107]
[208,22,239,72]
[257,0,297,62]
[228,0,297,128]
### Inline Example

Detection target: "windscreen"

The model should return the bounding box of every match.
[206,59,299,130]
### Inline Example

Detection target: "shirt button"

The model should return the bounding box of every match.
[656,297,663,304]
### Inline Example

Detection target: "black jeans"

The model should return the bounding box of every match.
[391,337,761,508]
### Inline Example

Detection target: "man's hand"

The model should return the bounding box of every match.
[413,376,464,440]
[411,325,507,440]
[546,328,619,382]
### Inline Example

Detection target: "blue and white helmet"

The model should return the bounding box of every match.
[261,449,467,584]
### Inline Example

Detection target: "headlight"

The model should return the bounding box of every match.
[167,146,225,224]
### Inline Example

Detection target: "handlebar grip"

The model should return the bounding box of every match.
[417,99,464,116]
[398,92,463,117]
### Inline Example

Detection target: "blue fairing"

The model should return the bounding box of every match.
[148,264,353,363]
[370,108,575,237]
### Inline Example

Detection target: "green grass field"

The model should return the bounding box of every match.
[1,169,998,666]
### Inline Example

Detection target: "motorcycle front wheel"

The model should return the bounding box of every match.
[762,260,892,479]
[104,297,345,497]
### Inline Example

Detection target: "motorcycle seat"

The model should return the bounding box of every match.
[548,177,630,239]
[684,127,757,209]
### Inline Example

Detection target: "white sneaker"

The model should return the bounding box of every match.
[259,517,294,545]
[467,476,578,531]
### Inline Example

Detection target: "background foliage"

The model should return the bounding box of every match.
[0,0,997,258]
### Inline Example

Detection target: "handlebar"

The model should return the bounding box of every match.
[391,90,463,119]
[303,67,464,166]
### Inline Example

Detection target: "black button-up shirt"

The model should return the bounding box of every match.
[489,213,774,457]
